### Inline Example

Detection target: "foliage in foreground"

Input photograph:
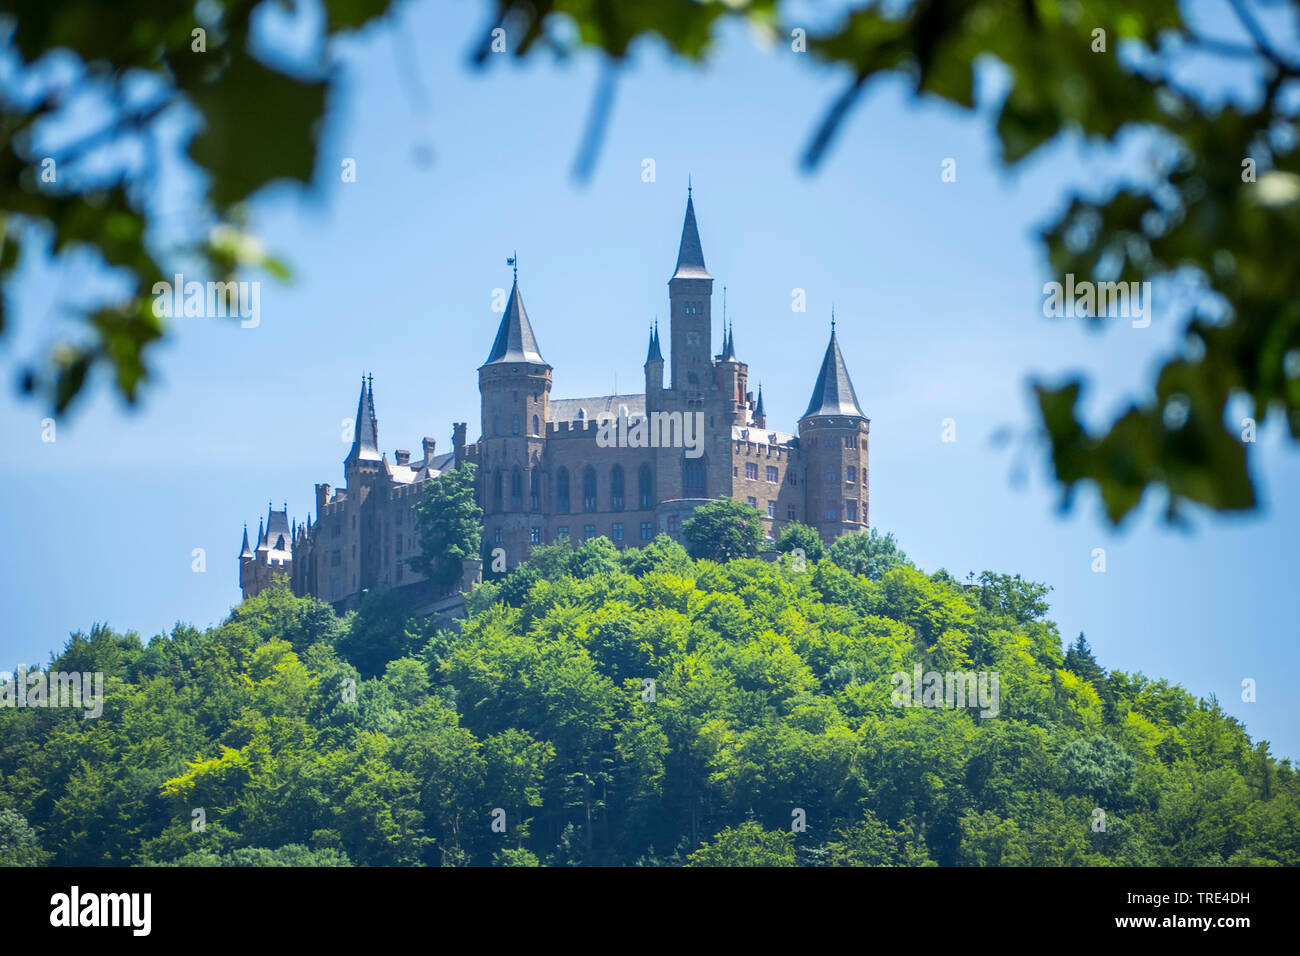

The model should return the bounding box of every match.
[1,533,1296,867]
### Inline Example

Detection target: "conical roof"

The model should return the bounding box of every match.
[801,330,865,420]
[483,279,547,366]
[672,191,710,280]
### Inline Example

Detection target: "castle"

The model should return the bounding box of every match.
[239,189,871,611]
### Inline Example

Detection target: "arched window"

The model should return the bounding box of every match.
[610,465,625,511]
[529,470,540,511]
[532,415,539,436]
[557,468,570,514]
[512,415,520,436]
[582,466,597,512]
[492,469,503,511]
[510,468,523,510]
[683,456,705,496]
[638,463,653,510]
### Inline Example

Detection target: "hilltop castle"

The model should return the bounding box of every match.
[239,190,871,611]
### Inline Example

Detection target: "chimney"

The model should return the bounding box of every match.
[315,483,331,513]
[395,449,410,466]
[422,436,436,462]
[453,422,467,461]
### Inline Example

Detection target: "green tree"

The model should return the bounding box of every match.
[687,821,797,867]
[410,462,483,594]
[775,521,824,562]
[681,498,764,562]
[828,528,910,580]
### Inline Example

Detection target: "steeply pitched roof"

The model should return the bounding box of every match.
[672,191,710,280]
[239,525,253,559]
[483,279,547,366]
[801,330,866,420]
[644,323,664,364]
[549,394,646,422]
[346,376,381,463]
[755,383,765,418]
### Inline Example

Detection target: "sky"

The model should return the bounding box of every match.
[1,1,1296,758]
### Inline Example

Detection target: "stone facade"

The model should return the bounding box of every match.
[238,190,870,608]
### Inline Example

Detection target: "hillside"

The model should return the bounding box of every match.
[1,533,1295,867]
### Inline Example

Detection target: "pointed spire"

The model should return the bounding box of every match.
[483,271,547,366]
[672,186,710,280]
[644,320,663,364]
[722,316,737,361]
[240,524,253,559]
[346,375,381,463]
[256,516,266,550]
[801,324,866,420]
[755,382,765,418]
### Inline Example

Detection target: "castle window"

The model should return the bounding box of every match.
[844,436,854,448]
[862,439,868,450]
[611,465,625,511]
[397,564,403,582]
[612,523,624,541]
[582,467,597,512]
[530,527,541,544]
[530,470,540,511]
[667,515,679,535]
[493,469,504,510]
[826,468,836,483]
[826,506,838,521]
[846,466,857,483]
[789,472,798,487]
[746,496,757,508]
[557,468,571,514]
[638,464,653,509]
[583,524,596,540]
[396,535,403,555]
[767,500,776,517]
[493,416,501,436]
[512,416,520,436]
[558,526,569,539]
[640,522,653,540]
[510,469,523,510]
[682,457,705,496]
[745,462,758,480]
[787,505,796,520]
[331,550,340,568]
[532,415,539,436]
[494,528,503,544]
[846,500,858,521]
[766,466,778,483]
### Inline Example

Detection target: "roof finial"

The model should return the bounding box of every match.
[831,305,836,333]
[688,174,692,197]
[507,250,518,281]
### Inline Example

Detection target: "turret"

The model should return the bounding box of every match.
[753,382,767,429]
[798,317,869,541]
[644,320,665,410]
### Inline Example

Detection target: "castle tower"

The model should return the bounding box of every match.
[478,266,552,565]
[343,376,384,594]
[717,317,748,427]
[238,524,254,597]
[753,383,766,430]
[668,185,713,401]
[644,320,665,412]
[799,320,869,542]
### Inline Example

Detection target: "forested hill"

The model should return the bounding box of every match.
[2,533,1295,867]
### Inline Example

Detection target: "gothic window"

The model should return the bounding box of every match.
[532,415,539,436]
[638,463,653,509]
[683,456,705,495]
[826,467,837,483]
[512,415,520,436]
[511,469,523,510]
[787,505,796,520]
[844,436,854,448]
[582,466,597,512]
[611,465,625,511]
[846,500,858,521]
[529,470,540,511]
[557,468,570,514]
[493,469,503,510]
[529,527,541,544]
[846,466,857,483]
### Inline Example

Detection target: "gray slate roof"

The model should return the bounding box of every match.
[802,330,866,420]
[672,194,710,279]
[550,394,646,422]
[346,377,381,462]
[483,279,547,366]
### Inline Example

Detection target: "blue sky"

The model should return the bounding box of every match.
[2,1,1296,758]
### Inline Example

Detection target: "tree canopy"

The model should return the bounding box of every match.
[2,531,1294,866]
